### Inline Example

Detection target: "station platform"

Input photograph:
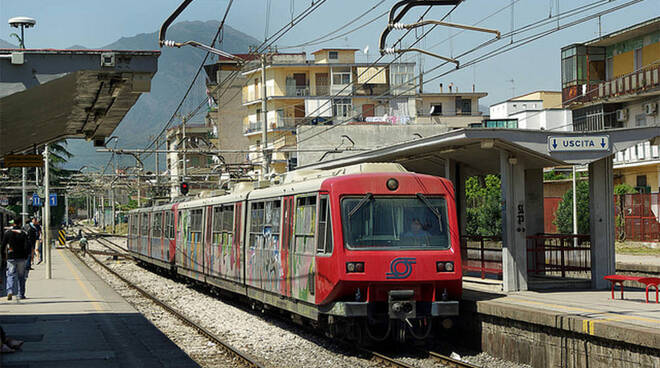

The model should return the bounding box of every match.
[1,247,198,368]
[461,282,660,367]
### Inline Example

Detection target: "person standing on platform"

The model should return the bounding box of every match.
[1,218,29,300]
[0,219,13,298]
[33,218,42,265]
[23,218,38,272]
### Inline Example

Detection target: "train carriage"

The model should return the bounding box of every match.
[127,163,461,342]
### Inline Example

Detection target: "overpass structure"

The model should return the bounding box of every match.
[299,126,660,291]
[0,48,159,156]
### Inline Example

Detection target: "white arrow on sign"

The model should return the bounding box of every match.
[548,136,610,152]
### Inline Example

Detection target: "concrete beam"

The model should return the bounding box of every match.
[589,156,616,289]
[500,151,528,292]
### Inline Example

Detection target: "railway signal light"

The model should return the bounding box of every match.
[180,182,189,195]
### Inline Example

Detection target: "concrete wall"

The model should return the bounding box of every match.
[216,68,251,165]
[313,50,356,64]
[459,304,660,368]
[296,125,450,166]
[509,109,573,131]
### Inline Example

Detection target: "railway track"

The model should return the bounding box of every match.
[66,245,266,368]
[426,350,479,368]
[74,226,479,368]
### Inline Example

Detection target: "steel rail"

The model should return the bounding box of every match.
[66,244,265,368]
[427,350,480,368]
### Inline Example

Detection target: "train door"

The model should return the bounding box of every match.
[204,205,213,277]
[291,194,317,303]
[281,196,294,297]
[233,202,242,283]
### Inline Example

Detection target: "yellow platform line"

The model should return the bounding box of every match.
[506,296,660,335]
[57,248,105,313]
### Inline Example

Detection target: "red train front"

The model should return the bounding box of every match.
[316,171,461,342]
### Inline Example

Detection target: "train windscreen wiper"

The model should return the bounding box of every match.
[416,193,442,223]
[348,193,373,219]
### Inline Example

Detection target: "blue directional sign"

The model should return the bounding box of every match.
[32,193,41,207]
[548,135,609,152]
[49,193,57,206]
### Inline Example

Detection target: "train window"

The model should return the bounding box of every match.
[152,212,162,238]
[249,200,280,251]
[295,195,317,255]
[222,205,234,232]
[166,212,174,239]
[141,213,149,236]
[249,202,265,249]
[340,196,450,250]
[317,195,333,254]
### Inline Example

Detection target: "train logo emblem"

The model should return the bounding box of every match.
[386,257,416,279]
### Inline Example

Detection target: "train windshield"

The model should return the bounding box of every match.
[341,195,450,250]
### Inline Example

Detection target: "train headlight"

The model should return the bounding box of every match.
[346,262,365,273]
[436,261,454,272]
[386,178,399,191]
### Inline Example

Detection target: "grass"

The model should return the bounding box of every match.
[615,241,660,256]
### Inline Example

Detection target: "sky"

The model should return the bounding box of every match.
[1,0,657,107]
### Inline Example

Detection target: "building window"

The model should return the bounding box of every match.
[333,98,352,118]
[634,48,642,72]
[606,57,613,80]
[635,113,646,127]
[430,104,442,116]
[332,72,350,85]
[462,99,472,115]
[636,175,647,187]
[329,51,338,60]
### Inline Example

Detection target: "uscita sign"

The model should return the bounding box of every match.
[547,136,610,152]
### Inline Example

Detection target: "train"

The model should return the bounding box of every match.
[127,163,461,342]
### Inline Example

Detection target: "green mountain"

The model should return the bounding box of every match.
[64,21,259,171]
[0,39,17,48]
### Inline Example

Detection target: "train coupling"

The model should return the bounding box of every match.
[388,290,416,320]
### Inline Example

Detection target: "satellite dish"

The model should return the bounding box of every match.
[8,17,36,28]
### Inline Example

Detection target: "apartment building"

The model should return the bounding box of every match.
[561,17,660,192]
[241,49,487,170]
[489,91,572,131]
[204,55,254,165]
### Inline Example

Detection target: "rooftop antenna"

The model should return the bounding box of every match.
[8,16,36,49]
[507,78,515,98]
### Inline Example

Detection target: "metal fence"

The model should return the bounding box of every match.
[460,235,502,279]
[526,234,591,278]
[616,193,660,242]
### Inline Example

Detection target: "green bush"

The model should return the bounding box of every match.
[554,180,590,234]
[466,175,502,237]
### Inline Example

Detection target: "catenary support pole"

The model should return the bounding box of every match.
[44,145,51,279]
[260,54,269,180]
[572,165,578,247]
[64,193,69,227]
[21,168,27,224]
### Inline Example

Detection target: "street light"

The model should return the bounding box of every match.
[8,16,36,49]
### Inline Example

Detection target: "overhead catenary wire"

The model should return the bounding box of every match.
[290,0,644,150]
[140,0,328,161]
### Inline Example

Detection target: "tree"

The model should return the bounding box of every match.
[553,180,590,234]
[465,175,502,237]
[614,183,637,240]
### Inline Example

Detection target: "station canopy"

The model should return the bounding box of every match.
[299,127,660,176]
[0,49,159,157]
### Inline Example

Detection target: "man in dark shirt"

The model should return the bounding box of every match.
[23,218,38,272]
[1,218,29,300]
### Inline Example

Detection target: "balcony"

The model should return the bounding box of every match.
[562,62,660,107]
[243,117,306,135]
[285,85,310,97]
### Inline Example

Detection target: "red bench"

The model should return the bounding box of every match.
[604,275,660,303]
